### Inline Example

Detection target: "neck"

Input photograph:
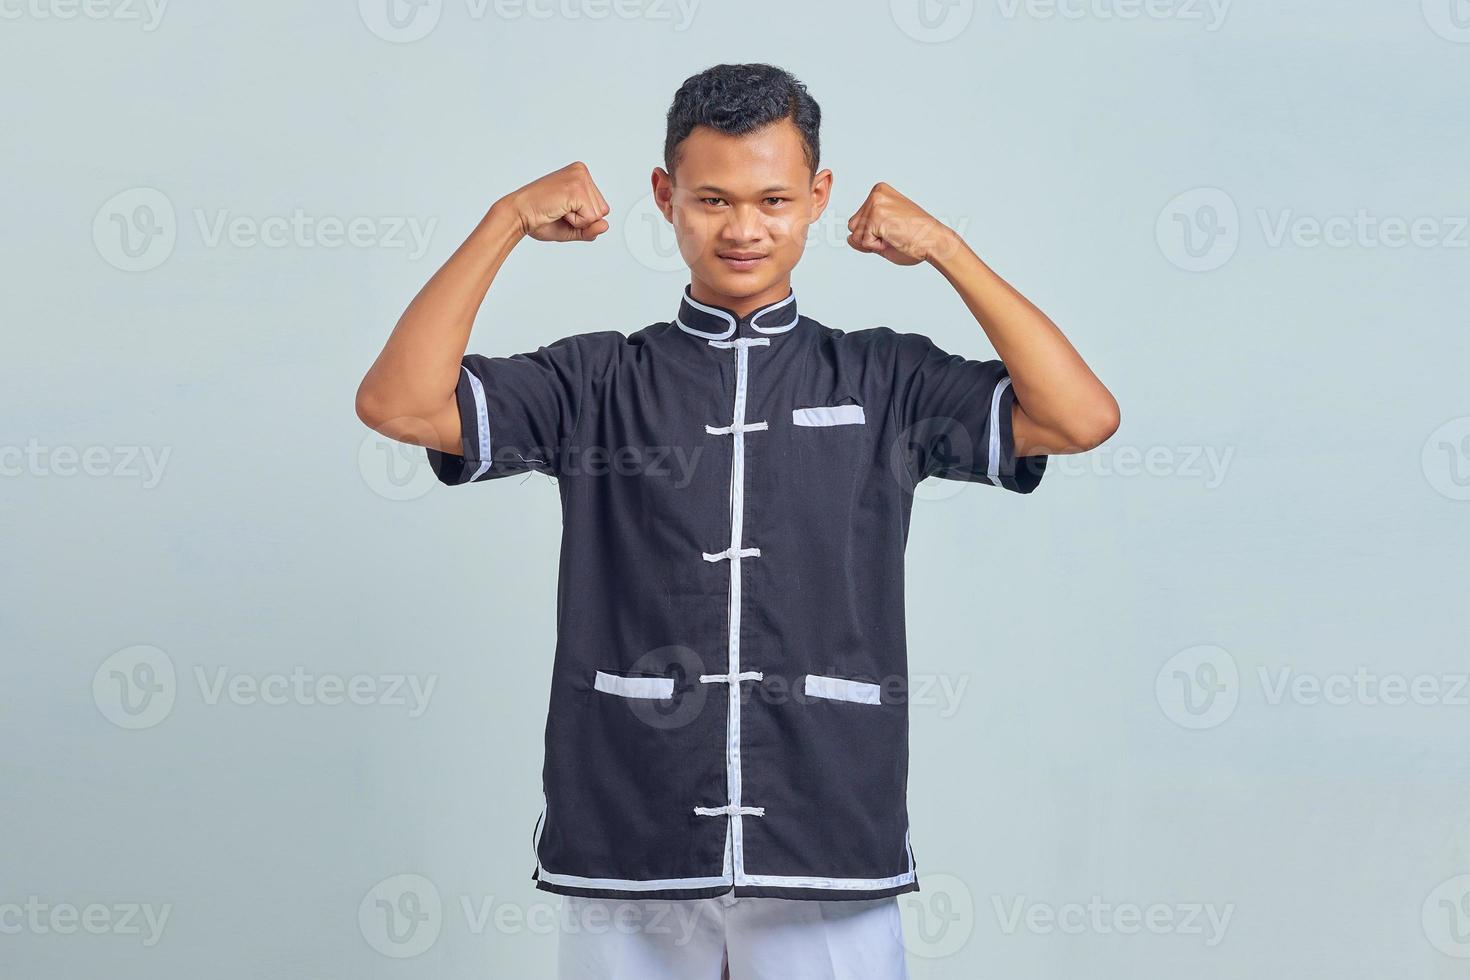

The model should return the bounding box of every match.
[688,274,792,320]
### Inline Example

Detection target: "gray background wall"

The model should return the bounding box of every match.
[3,1,1468,977]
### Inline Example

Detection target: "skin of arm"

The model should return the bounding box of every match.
[355,162,611,454]
[846,182,1120,457]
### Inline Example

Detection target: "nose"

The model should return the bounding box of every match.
[719,204,763,245]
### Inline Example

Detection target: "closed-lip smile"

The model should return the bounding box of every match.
[718,251,767,270]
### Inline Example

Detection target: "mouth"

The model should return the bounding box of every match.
[716,252,767,272]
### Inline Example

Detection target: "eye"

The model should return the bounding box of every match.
[763,197,788,207]
[700,197,726,207]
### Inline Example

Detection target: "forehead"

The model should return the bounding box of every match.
[673,118,809,190]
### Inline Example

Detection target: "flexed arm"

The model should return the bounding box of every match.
[847,182,1119,457]
[355,162,612,454]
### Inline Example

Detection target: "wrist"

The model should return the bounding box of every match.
[485,196,531,243]
[923,224,970,271]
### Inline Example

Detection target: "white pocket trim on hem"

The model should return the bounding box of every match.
[792,404,866,427]
[803,673,882,705]
[594,669,675,700]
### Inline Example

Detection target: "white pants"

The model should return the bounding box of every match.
[556,892,910,980]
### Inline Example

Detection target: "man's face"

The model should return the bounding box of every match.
[654,118,832,305]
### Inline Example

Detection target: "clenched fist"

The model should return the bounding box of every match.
[502,161,611,243]
[846,182,960,266]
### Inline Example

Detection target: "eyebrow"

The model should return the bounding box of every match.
[693,185,794,195]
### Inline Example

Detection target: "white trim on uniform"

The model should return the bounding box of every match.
[698,334,772,885]
[533,806,545,879]
[705,421,769,435]
[749,291,799,334]
[700,670,763,684]
[792,404,866,427]
[986,376,1012,486]
[676,293,738,340]
[803,673,882,705]
[537,869,735,892]
[702,546,760,562]
[675,290,798,340]
[462,364,492,481]
[534,865,916,894]
[593,670,675,700]
[739,870,917,891]
[694,804,766,817]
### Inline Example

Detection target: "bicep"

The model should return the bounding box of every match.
[367,393,464,455]
[1011,399,1075,458]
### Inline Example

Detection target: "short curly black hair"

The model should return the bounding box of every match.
[664,63,821,179]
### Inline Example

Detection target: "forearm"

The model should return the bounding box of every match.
[927,232,1118,451]
[356,201,525,425]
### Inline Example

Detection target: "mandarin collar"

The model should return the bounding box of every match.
[674,285,799,342]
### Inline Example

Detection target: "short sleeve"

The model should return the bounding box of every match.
[426,331,621,485]
[890,331,1046,492]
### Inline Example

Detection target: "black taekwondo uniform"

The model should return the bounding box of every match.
[426,285,1047,902]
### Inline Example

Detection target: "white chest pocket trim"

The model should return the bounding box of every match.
[803,673,882,705]
[594,670,675,699]
[792,405,866,427]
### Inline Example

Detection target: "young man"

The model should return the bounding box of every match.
[356,64,1117,979]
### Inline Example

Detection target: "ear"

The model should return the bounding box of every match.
[651,167,674,222]
[808,168,834,222]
